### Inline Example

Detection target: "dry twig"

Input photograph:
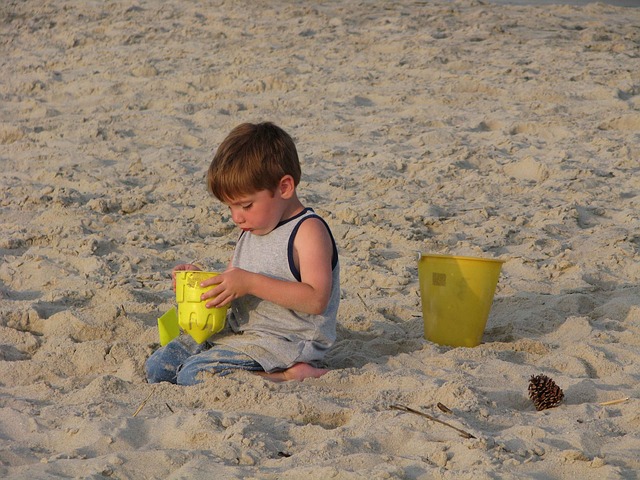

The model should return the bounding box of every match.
[357,293,371,311]
[391,404,476,439]
[133,386,157,417]
[598,397,630,406]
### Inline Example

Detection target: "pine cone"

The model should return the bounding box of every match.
[528,374,564,411]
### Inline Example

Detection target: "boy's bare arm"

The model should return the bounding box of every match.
[200,218,334,315]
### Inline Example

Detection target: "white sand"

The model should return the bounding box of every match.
[1,1,639,478]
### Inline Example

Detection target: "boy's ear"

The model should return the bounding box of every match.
[278,175,295,199]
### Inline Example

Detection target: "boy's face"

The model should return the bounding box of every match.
[224,188,287,236]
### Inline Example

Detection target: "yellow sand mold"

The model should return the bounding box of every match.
[175,271,228,344]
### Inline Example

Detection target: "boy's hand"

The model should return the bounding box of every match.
[171,263,202,290]
[199,267,252,308]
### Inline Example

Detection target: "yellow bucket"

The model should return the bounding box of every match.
[175,271,228,344]
[418,254,504,348]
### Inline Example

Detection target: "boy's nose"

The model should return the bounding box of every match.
[231,210,244,224]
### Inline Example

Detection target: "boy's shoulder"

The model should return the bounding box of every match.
[293,212,338,266]
[293,209,333,239]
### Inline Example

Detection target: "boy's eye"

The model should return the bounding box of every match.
[241,203,252,210]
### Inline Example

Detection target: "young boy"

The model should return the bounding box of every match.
[145,122,340,385]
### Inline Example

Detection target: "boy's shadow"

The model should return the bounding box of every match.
[326,307,425,370]
[326,284,640,371]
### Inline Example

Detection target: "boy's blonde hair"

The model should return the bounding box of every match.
[208,122,301,202]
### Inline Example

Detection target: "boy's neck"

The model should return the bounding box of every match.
[280,195,305,222]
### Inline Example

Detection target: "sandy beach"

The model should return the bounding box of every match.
[1,0,639,478]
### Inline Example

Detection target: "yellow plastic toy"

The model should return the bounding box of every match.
[157,307,180,346]
[418,254,504,348]
[175,271,228,344]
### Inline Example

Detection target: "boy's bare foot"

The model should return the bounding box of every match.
[257,362,329,382]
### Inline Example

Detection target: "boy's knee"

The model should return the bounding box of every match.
[145,358,177,384]
[144,361,157,383]
[176,362,202,386]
